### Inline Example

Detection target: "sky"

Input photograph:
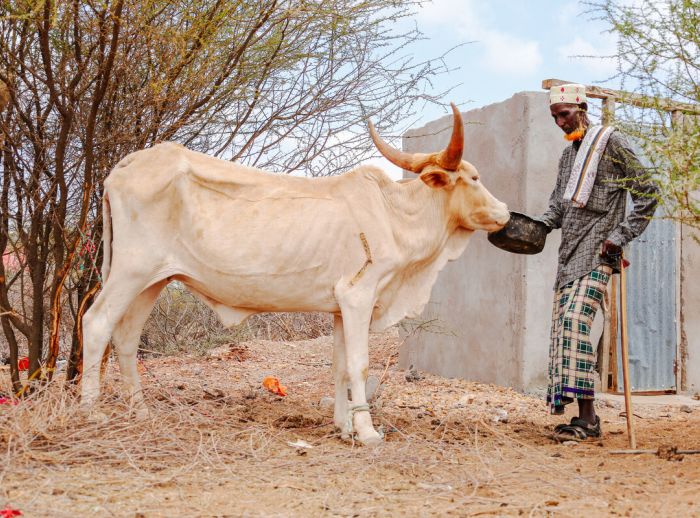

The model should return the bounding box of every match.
[365,0,622,177]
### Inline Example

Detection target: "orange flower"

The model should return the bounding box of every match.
[262,376,287,397]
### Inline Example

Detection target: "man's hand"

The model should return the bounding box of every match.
[600,240,622,261]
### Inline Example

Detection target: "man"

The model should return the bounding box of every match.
[539,83,658,441]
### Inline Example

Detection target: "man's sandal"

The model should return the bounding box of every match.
[552,416,601,442]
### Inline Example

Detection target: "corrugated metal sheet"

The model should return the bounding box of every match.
[616,200,677,392]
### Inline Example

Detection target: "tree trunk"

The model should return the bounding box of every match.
[67,280,100,382]
[28,267,45,384]
[1,315,21,393]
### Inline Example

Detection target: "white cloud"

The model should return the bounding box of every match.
[415,0,542,76]
[481,32,542,75]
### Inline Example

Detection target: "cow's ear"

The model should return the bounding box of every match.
[419,170,452,189]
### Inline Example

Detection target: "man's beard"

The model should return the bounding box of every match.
[564,126,586,142]
[564,116,587,142]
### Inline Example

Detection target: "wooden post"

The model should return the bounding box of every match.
[609,276,619,392]
[599,96,617,392]
[600,280,618,392]
[671,109,683,129]
[599,290,611,392]
[619,253,637,449]
[602,97,616,125]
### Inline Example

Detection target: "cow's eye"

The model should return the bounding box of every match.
[471,176,479,182]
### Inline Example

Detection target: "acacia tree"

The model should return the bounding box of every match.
[592,0,700,230]
[0,0,448,389]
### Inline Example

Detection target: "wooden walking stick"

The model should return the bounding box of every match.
[618,251,637,449]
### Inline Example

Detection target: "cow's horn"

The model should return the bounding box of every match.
[368,120,430,173]
[436,103,464,171]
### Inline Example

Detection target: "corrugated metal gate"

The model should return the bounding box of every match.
[615,201,678,392]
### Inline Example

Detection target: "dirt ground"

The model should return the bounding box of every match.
[1,328,699,517]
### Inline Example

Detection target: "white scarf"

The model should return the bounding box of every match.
[563,125,615,208]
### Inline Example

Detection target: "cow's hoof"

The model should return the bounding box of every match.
[336,423,353,440]
[357,430,383,447]
[79,400,96,415]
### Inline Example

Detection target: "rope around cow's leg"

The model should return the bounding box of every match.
[346,403,384,441]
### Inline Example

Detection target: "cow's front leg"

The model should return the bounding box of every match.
[332,314,351,438]
[337,292,382,446]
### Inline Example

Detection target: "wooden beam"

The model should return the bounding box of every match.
[542,78,700,115]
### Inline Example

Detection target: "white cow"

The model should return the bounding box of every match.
[81,104,509,445]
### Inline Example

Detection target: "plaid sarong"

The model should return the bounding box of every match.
[547,265,612,413]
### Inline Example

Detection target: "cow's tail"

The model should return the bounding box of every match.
[101,193,112,284]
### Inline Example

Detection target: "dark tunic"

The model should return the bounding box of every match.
[539,130,659,289]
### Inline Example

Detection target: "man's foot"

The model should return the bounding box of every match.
[552,416,601,442]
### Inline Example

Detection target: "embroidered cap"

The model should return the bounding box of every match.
[550,83,587,105]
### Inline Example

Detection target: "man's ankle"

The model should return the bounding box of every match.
[577,400,596,425]
[580,415,597,426]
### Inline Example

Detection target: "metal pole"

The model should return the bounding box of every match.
[619,252,637,449]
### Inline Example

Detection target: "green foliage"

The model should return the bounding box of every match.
[592,0,700,230]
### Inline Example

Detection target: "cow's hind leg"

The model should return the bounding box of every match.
[332,315,351,438]
[112,281,166,416]
[81,275,153,409]
[337,291,382,446]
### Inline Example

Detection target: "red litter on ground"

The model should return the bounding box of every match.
[262,376,287,397]
[0,397,18,406]
[0,508,22,517]
[17,357,29,371]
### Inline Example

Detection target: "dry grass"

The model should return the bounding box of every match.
[1,329,699,517]
[0,380,561,517]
